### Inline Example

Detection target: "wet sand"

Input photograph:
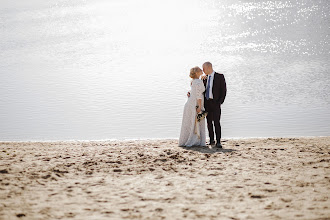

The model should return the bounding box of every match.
[0,137,329,219]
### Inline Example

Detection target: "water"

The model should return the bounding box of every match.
[1,0,329,141]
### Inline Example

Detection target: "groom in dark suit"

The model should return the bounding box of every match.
[202,62,227,148]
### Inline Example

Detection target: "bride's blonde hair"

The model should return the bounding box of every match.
[190,66,201,79]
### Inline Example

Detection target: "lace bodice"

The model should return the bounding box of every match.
[190,79,205,101]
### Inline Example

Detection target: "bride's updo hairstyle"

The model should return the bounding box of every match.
[190,66,201,79]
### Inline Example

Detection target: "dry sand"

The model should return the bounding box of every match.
[0,137,329,219]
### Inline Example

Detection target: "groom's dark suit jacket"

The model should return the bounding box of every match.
[203,72,227,105]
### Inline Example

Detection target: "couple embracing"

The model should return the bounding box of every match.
[179,62,227,148]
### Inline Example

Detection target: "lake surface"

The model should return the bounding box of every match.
[1,0,329,141]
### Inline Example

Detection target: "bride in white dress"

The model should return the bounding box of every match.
[179,66,206,147]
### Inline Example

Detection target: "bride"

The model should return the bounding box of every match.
[179,66,206,147]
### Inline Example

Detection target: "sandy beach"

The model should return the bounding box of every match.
[0,137,329,219]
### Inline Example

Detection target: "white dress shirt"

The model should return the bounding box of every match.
[206,71,215,99]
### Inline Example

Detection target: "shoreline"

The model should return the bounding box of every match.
[1,137,329,219]
[1,135,329,143]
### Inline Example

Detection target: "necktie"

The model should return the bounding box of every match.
[206,75,211,100]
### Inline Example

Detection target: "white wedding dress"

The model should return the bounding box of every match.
[179,79,206,147]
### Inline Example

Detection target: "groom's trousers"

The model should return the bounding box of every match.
[204,99,221,143]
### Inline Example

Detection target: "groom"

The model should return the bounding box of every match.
[202,62,227,148]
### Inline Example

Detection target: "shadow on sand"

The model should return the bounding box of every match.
[179,145,237,154]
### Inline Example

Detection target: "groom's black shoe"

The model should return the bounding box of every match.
[216,142,223,148]
[208,141,215,146]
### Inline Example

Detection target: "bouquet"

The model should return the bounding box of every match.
[196,110,208,122]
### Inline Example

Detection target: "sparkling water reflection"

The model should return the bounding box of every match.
[0,0,329,141]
